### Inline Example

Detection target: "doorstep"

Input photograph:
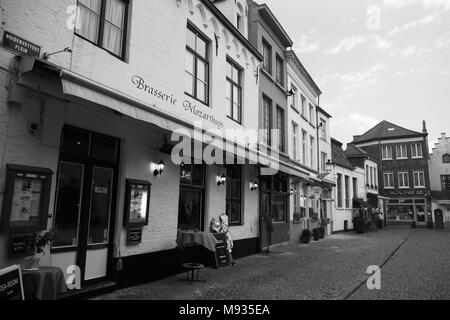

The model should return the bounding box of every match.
[59,280,117,300]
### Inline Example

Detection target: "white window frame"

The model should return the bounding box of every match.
[396,145,408,159]
[381,145,393,160]
[398,171,409,189]
[413,171,425,188]
[411,143,423,158]
[384,172,394,189]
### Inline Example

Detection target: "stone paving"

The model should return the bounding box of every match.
[93,227,450,300]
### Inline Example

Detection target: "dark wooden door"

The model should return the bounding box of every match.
[435,209,444,229]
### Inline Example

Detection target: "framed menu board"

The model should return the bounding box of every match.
[1,164,53,234]
[123,179,151,228]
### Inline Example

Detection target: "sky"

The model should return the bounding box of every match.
[261,0,450,151]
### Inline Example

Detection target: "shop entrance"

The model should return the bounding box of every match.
[51,126,120,285]
[435,209,444,229]
[178,164,205,231]
[259,174,289,250]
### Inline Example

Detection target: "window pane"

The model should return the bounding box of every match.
[77,5,100,43]
[232,66,239,83]
[230,202,241,224]
[178,190,202,230]
[196,80,207,102]
[196,37,207,58]
[185,72,195,95]
[197,60,207,82]
[103,22,123,56]
[79,0,102,13]
[233,103,240,122]
[62,127,90,157]
[271,194,285,222]
[53,163,84,248]
[88,167,113,245]
[104,0,125,28]
[91,134,118,162]
[186,28,196,50]
[233,85,240,104]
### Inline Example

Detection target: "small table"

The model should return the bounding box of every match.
[22,266,67,300]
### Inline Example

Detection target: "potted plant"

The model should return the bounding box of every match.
[22,229,55,271]
[312,228,320,241]
[301,229,312,244]
[319,226,326,239]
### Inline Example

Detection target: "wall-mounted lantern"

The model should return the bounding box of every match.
[217,174,226,186]
[250,181,259,191]
[153,160,165,176]
[286,89,295,97]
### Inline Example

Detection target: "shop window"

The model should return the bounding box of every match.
[271,194,286,222]
[443,154,450,163]
[180,164,205,187]
[226,58,242,123]
[75,0,129,59]
[226,165,242,225]
[185,25,209,105]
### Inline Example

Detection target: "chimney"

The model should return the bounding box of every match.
[422,120,428,134]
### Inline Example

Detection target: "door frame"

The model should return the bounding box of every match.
[51,125,121,286]
[434,209,444,229]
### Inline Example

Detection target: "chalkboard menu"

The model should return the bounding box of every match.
[213,233,231,269]
[0,265,24,301]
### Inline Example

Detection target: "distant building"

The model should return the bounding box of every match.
[330,139,365,232]
[429,133,450,229]
[351,121,431,226]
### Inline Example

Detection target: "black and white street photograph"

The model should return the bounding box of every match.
[0,0,449,313]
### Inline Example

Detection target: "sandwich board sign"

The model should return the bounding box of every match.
[0,265,25,300]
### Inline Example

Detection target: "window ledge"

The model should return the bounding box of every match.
[309,122,316,129]
[291,106,300,114]
[382,158,393,161]
[396,157,408,160]
[301,115,309,123]
[412,156,423,159]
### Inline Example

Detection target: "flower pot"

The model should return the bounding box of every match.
[22,255,40,271]
[312,228,320,241]
[301,230,312,244]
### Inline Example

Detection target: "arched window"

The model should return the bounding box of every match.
[443,154,450,163]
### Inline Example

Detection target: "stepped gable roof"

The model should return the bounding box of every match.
[352,120,423,144]
[331,138,355,170]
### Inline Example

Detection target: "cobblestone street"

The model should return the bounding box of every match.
[93,227,450,300]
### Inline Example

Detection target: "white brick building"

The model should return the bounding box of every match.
[0,0,266,288]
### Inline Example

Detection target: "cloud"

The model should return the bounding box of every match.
[383,0,450,10]
[325,36,366,54]
[393,45,431,58]
[436,32,450,47]
[372,35,392,49]
[387,14,437,36]
[293,32,321,54]
[348,113,380,134]
[332,113,380,143]
[339,64,387,83]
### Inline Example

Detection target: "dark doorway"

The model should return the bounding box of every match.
[435,209,444,229]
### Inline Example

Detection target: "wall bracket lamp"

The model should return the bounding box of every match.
[153,160,165,176]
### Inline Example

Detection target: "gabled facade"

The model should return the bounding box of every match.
[352,120,431,226]
[429,133,450,229]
